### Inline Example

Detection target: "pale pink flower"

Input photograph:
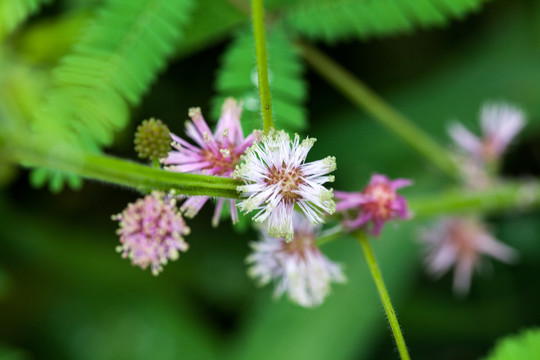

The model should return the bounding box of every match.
[161,98,258,226]
[246,212,345,307]
[448,103,525,163]
[234,129,336,241]
[112,191,190,275]
[335,174,411,236]
[421,217,518,295]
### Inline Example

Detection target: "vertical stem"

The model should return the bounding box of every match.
[251,0,274,132]
[297,42,459,179]
[356,231,411,360]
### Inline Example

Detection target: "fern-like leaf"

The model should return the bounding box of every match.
[30,0,195,191]
[43,0,195,148]
[483,328,540,360]
[0,0,51,40]
[283,0,491,42]
[213,26,307,133]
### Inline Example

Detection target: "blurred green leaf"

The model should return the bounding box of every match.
[30,0,196,191]
[482,328,540,360]
[0,0,51,40]
[283,0,491,43]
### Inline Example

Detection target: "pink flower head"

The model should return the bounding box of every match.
[161,98,258,226]
[235,129,336,241]
[335,174,411,236]
[421,217,518,295]
[448,103,525,163]
[112,191,190,275]
[246,212,345,307]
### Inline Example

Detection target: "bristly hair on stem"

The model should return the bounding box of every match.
[356,231,411,360]
[251,0,274,132]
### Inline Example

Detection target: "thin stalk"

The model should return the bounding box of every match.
[356,231,411,360]
[10,143,240,198]
[297,42,459,179]
[251,0,274,132]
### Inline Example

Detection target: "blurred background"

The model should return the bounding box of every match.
[1,0,540,359]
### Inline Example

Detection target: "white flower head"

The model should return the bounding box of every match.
[420,217,518,296]
[246,212,345,307]
[234,129,336,241]
[448,102,525,163]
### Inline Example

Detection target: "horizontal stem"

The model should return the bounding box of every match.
[10,142,241,198]
[297,41,460,179]
[316,180,540,246]
[409,181,540,218]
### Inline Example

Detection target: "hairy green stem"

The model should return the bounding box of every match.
[316,180,540,246]
[297,42,460,179]
[356,231,411,360]
[251,0,274,132]
[409,181,540,217]
[10,143,241,198]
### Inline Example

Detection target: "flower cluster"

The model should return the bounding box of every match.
[161,98,258,226]
[112,191,190,275]
[335,174,411,236]
[449,103,525,164]
[420,217,517,295]
[235,129,336,241]
[449,103,525,188]
[246,212,345,307]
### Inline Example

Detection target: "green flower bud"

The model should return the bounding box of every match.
[134,118,170,160]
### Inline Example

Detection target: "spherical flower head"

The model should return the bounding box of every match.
[134,118,171,160]
[420,217,518,295]
[448,102,525,163]
[161,98,258,226]
[246,212,345,307]
[335,174,411,236]
[234,129,337,242]
[112,191,190,275]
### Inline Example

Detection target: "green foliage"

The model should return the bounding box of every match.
[30,0,195,190]
[283,0,491,42]
[0,0,51,40]
[483,328,540,360]
[43,0,195,148]
[213,27,307,134]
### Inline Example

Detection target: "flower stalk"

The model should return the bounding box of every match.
[251,0,274,132]
[297,41,460,179]
[355,231,411,360]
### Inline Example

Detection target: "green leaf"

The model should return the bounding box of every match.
[283,0,491,42]
[483,328,540,360]
[31,0,195,191]
[213,26,308,134]
[0,0,51,40]
[48,0,196,146]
